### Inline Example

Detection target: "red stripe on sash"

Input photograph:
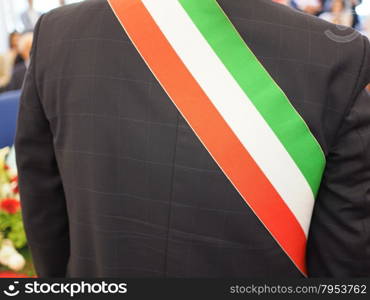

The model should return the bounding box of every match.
[108,0,308,276]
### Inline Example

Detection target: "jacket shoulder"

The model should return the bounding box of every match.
[35,0,117,48]
[223,0,367,79]
[45,0,108,18]
[221,0,369,151]
[38,0,110,33]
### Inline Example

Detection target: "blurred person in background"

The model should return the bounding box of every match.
[320,0,353,26]
[365,15,370,37]
[293,0,323,14]
[274,0,291,5]
[21,0,41,32]
[0,32,20,89]
[60,0,66,5]
[350,0,361,28]
[3,33,33,92]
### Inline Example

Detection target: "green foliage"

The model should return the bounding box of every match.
[0,210,27,249]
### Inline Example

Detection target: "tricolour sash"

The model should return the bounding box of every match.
[107,0,326,276]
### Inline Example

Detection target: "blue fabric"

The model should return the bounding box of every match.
[0,90,21,148]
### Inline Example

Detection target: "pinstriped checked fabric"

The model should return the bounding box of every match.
[108,0,326,275]
[15,0,370,277]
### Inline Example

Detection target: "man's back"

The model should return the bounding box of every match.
[16,0,370,277]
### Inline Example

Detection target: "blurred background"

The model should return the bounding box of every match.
[0,0,369,278]
[0,1,84,53]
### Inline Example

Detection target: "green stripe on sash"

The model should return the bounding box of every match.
[178,0,325,196]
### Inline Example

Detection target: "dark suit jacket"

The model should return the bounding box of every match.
[15,0,370,278]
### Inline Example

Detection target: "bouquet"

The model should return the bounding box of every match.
[0,147,28,273]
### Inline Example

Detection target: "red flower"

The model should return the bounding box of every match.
[12,185,19,194]
[9,176,19,194]
[0,198,20,214]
